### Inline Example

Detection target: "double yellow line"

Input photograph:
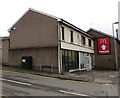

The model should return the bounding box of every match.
[2,70,88,84]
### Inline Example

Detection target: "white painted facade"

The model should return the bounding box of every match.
[61,42,94,53]
[60,24,94,52]
[60,24,94,72]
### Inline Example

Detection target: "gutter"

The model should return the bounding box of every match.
[60,19,93,38]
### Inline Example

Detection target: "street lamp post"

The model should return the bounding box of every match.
[112,22,119,38]
[112,22,119,70]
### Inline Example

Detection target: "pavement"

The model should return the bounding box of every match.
[2,65,119,84]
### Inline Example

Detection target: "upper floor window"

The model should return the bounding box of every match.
[81,36,85,45]
[61,26,64,40]
[70,30,73,43]
[88,39,92,47]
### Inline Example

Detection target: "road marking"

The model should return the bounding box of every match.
[0,78,32,86]
[3,70,89,84]
[59,90,89,97]
[3,70,59,80]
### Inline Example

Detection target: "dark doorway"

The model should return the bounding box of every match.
[21,56,32,69]
[62,50,79,72]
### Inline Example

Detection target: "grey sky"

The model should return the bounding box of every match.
[0,0,119,37]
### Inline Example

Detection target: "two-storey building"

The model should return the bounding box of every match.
[8,8,94,73]
[59,20,94,72]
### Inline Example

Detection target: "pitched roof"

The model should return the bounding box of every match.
[8,8,60,32]
[60,19,93,38]
[8,8,93,38]
[87,28,120,42]
[29,8,60,20]
[87,28,113,38]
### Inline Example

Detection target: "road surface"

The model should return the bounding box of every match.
[0,70,118,97]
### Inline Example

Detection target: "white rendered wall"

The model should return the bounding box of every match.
[60,24,94,53]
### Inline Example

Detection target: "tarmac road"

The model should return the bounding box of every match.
[0,70,119,97]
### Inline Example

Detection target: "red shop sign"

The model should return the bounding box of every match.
[97,38,110,54]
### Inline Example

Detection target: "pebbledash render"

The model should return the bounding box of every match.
[8,8,94,74]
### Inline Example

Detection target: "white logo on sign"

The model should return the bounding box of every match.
[101,45,106,50]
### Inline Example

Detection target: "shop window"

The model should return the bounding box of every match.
[62,50,79,72]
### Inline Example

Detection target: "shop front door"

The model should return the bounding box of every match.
[80,53,92,71]
[85,56,91,70]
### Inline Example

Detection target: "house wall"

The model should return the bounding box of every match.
[94,38,116,69]
[9,10,59,72]
[61,42,94,53]
[2,39,9,65]
[60,24,94,52]
[8,9,95,73]
[59,24,94,72]
[10,10,58,49]
[9,47,58,72]
[117,40,120,69]
[87,30,117,69]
